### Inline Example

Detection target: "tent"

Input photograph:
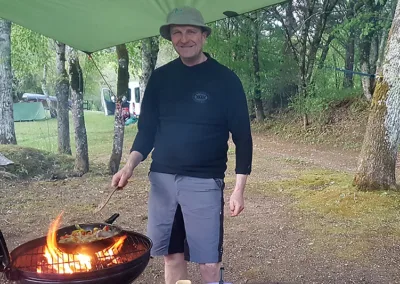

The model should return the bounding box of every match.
[0,0,286,54]
[13,102,49,122]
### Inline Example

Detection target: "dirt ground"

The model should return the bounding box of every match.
[1,134,399,284]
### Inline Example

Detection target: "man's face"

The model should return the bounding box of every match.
[170,25,207,60]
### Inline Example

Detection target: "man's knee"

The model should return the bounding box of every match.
[199,263,220,279]
[164,253,185,265]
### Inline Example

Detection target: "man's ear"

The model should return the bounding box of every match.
[202,32,208,42]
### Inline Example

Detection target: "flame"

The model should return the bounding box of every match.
[95,234,127,265]
[37,212,126,274]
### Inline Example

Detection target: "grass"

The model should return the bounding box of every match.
[255,169,400,262]
[14,111,138,161]
[2,111,138,179]
[0,144,74,179]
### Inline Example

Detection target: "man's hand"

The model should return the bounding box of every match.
[229,190,244,217]
[229,174,248,217]
[111,165,133,188]
[111,151,143,189]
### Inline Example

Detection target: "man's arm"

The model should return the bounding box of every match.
[125,151,144,172]
[111,72,159,188]
[226,72,253,216]
[226,72,253,183]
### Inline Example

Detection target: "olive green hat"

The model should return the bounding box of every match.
[160,7,212,41]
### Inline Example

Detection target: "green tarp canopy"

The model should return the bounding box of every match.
[13,102,49,122]
[0,0,285,53]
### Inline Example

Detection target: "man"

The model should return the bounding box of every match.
[112,6,253,284]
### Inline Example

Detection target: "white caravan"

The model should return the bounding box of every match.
[100,81,141,116]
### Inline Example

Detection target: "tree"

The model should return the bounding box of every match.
[139,37,159,103]
[358,0,389,101]
[274,0,340,127]
[109,44,129,174]
[354,0,400,191]
[68,48,89,175]
[342,0,357,88]
[242,11,267,122]
[0,19,17,145]
[11,25,55,100]
[55,41,71,155]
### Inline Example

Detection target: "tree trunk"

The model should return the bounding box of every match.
[306,0,340,84]
[343,34,355,88]
[359,0,387,100]
[252,19,265,122]
[68,49,89,175]
[318,34,334,69]
[139,37,159,104]
[376,29,389,72]
[109,44,129,175]
[343,0,356,88]
[41,64,57,118]
[55,41,71,155]
[354,2,400,191]
[369,34,379,75]
[0,19,16,145]
[360,35,373,100]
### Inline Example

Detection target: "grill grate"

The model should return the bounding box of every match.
[13,233,149,274]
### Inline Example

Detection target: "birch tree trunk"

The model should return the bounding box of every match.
[251,18,266,122]
[139,37,159,104]
[359,35,373,100]
[55,41,71,155]
[0,19,16,145]
[41,64,57,118]
[354,1,400,191]
[109,44,129,174]
[68,49,89,175]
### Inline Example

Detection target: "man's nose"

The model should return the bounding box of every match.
[181,33,188,43]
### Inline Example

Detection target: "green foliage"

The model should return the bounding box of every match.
[126,41,142,78]
[11,24,56,96]
[79,41,141,107]
[289,69,362,123]
[205,15,297,107]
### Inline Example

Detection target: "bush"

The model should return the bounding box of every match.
[288,78,363,124]
[0,145,74,180]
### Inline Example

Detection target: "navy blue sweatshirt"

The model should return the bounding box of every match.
[131,53,252,179]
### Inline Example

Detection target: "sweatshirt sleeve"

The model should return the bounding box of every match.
[226,72,253,175]
[130,71,159,160]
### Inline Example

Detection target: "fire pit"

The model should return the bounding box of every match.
[0,213,152,284]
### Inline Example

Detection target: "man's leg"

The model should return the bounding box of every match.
[199,262,221,283]
[147,172,188,284]
[177,176,225,284]
[164,205,188,284]
[164,253,187,284]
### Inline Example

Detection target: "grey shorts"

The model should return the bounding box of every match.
[146,171,225,264]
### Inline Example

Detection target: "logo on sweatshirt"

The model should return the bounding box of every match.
[192,92,209,103]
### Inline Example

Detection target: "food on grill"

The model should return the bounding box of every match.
[58,225,118,244]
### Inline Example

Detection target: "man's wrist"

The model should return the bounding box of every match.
[233,186,245,194]
[233,173,248,194]
[126,151,143,171]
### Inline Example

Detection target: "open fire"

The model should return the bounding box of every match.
[37,213,127,274]
[1,213,152,284]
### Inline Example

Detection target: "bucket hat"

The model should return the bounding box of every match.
[160,7,212,41]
